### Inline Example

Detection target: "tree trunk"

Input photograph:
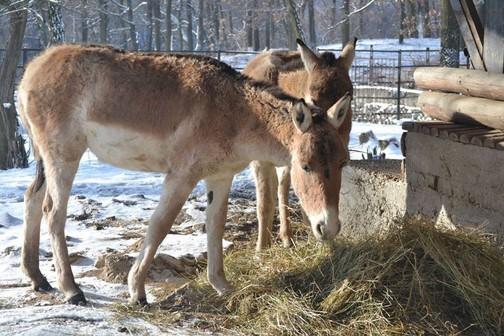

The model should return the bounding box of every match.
[440,0,460,67]
[98,0,108,43]
[127,0,138,50]
[423,0,432,38]
[119,0,128,48]
[0,8,28,169]
[48,1,65,45]
[252,0,259,50]
[165,0,172,51]
[341,0,350,46]
[408,0,418,38]
[285,0,305,49]
[331,0,337,41]
[34,0,49,46]
[308,0,316,46]
[197,0,204,50]
[212,0,220,49]
[399,0,405,44]
[146,0,153,50]
[265,7,271,49]
[227,9,233,35]
[186,0,193,50]
[246,5,253,49]
[81,0,89,43]
[177,0,183,50]
[153,0,161,50]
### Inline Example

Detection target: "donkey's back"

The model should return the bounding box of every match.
[18,45,244,172]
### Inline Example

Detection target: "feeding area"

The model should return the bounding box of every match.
[117,219,504,336]
[2,0,504,335]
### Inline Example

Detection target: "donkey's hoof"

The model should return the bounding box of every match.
[66,291,87,306]
[134,297,148,306]
[281,238,293,248]
[33,278,53,292]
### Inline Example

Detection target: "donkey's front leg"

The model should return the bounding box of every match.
[205,176,233,295]
[128,175,196,304]
[276,166,293,247]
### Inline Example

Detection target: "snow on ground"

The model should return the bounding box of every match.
[0,122,403,334]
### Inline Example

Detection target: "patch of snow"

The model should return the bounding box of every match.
[0,304,207,335]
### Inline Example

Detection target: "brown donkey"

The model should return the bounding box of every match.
[18,45,351,305]
[243,39,356,250]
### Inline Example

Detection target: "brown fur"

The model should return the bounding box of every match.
[243,42,354,249]
[18,44,347,304]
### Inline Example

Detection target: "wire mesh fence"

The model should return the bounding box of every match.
[0,46,469,123]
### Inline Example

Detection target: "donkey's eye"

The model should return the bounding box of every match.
[302,164,311,172]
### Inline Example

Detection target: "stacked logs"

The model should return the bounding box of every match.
[414,67,504,130]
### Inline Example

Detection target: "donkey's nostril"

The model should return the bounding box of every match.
[315,222,325,237]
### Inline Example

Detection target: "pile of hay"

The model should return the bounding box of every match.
[123,219,504,335]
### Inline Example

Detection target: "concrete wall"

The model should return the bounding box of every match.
[404,132,504,235]
[340,160,407,236]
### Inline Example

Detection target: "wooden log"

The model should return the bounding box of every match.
[471,131,504,146]
[439,125,474,139]
[484,135,504,148]
[448,127,484,142]
[418,92,504,130]
[459,129,497,143]
[414,67,504,101]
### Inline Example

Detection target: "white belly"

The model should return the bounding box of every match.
[84,122,171,172]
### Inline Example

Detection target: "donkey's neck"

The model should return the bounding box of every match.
[235,84,297,167]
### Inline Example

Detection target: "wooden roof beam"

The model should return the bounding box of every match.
[449,0,485,70]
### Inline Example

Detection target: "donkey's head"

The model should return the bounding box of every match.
[296,38,356,113]
[288,93,352,241]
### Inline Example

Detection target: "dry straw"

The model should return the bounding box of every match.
[118,218,504,335]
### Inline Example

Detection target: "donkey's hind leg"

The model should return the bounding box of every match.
[21,160,51,292]
[251,161,277,251]
[43,156,84,304]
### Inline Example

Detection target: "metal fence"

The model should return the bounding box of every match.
[0,47,469,123]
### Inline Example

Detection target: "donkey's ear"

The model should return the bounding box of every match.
[297,39,319,72]
[327,92,351,129]
[339,37,357,72]
[292,99,313,133]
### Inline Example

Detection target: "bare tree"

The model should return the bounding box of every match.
[48,0,65,44]
[153,0,161,50]
[285,0,305,49]
[165,0,172,50]
[177,0,183,49]
[399,0,405,44]
[126,0,138,50]
[186,0,193,50]
[197,0,204,49]
[98,0,108,43]
[146,0,153,49]
[0,2,28,169]
[81,0,89,43]
[341,0,350,45]
[307,0,315,46]
[440,0,459,67]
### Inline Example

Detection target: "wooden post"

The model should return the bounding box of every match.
[449,0,485,70]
